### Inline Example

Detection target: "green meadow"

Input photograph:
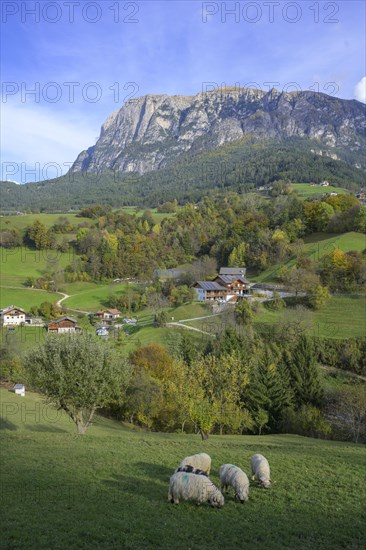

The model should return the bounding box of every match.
[0,247,73,287]
[251,232,366,283]
[1,389,365,550]
[291,183,350,199]
[0,288,61,311]
[185,296,366,340]
[254,296,366,340]
[0,213,91,232]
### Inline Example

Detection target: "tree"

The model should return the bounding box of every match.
[329,385,366,443]
[25,220,50,249]
[290,335,323,406]
[249,351,293,431]
[25,335,131,435]
[354,206,366,233]
[254,408,269,435]
[308,285,330,310]
[234,299,253,325]
[125,367,163,430]
[285,267,320,297]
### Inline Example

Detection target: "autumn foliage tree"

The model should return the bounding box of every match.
[25,335,131,435]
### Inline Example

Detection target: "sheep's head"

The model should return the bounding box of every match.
[210,490,224,508]
[236,492,249,504]
[261,479,271,489]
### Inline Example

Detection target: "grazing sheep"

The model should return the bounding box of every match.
[177,465,208,477]
[250,454,271,488]
[168,472,224,508]
[176,453,211,475]
[219,464,250,503]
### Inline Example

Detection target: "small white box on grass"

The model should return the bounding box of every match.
[14,384,25,397]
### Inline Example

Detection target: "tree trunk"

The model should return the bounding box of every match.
[181,421,186,433]
[219,424,223,436]
[199,428,209,440]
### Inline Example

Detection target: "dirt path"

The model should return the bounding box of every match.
[319,365,366,382]
[1,285,91,315]
[166,322,213,336]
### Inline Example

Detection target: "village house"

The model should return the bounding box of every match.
[47,316,82,334]
[0,306,26,326]
[95,309,121,324]
[194,267,251,303]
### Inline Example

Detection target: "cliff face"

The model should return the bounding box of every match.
[71,88,366,174]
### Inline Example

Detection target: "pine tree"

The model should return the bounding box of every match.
[290,335,323,406]
[248,348,293,431]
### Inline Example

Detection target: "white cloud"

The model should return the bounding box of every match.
[354,77,366,103]
[1,101,98,182]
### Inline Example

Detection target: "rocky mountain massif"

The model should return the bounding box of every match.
[71,88,366,175]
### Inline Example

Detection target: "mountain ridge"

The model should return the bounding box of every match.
[70,87,366,176]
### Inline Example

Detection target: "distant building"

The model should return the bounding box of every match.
[95,309,121,324]
[219,267,247,277]
[47,316,81,334]
[24,317,44,326]
[14,384,25,397]
[0,306,26,326]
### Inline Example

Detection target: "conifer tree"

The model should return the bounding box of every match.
[290,335,323,406]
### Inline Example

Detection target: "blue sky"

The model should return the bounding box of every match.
[1,0,365,182]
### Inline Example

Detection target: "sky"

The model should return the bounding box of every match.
[1,0,365,183]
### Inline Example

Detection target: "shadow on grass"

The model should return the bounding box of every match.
[135,462,174,481]
[0,417,18,430]
[102,473,166,502]
[26,424,68,433]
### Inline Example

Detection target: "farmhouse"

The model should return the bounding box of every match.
[95,309,121,323]
[194,267,251,302]
[47,316,82,334]
[0,306,26,326]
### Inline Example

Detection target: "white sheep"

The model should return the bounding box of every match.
[168,471,224,508]
[250,454,271,488]
[176,453,211,475]
[176,465,208,476]
[219,464,250,503]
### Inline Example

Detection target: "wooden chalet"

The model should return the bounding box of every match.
[194,267,251,303]
[47,316,82,334]
[95,309,121,324]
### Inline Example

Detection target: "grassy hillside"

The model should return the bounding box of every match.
[0,247,73,287]
[0,213,91,232]
[255,296,366,339]
[291,183,350,199]
[251,232,366,283]
[0,288,61,311]
[185,296,366,340]
[1,389,365,549]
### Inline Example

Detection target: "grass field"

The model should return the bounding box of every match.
[291,183,349,199]
[61,283,138,311]
[119,207,175,223]
[185,296,366,340]
[0,288,61,311]
[0,247,74,287]
[0,213,92,233]
[251,232,366,283]
[1,388,365,550]
[254,296,366,339]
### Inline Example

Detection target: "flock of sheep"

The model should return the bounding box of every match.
[168,452,271,508]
